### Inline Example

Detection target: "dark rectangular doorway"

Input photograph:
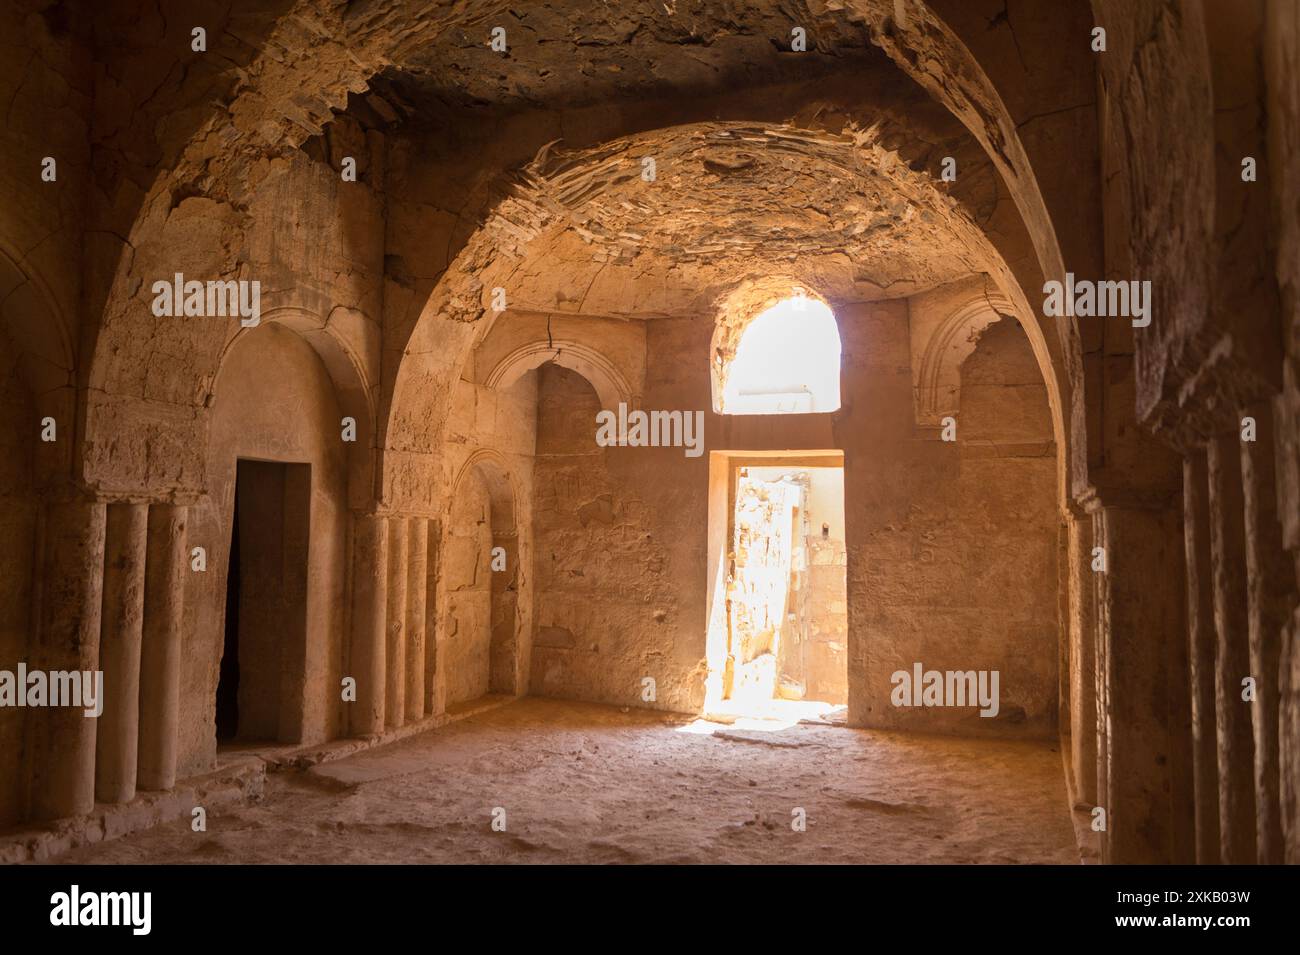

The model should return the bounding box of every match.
[217,459,311,746]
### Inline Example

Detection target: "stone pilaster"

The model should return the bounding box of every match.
[405,517,428,724]
[27,499,105,821]
[349,514,388,736]
[1096,503,1194,863]
[1067,513,1098,805]
[137,504,188,792]
[385,517,408,730]
[95,502,149,804]
[1207,433,1258,863]
[1240,404,1292,863]
[1183,452,1221,863]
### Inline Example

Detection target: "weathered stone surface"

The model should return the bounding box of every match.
[0,0,1295,870]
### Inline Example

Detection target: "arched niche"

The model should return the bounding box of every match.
[449,448,520,537]
[911,286,1015,429]
[201,322,354,754]
[210,305,376,509]
[445,449,526,700]
[484,339,635,413]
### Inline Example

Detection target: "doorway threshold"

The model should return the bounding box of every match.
[696,697,845,732]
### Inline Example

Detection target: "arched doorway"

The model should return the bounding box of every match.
[707,291,848,719]
[206,323,351,747]
[443,451,522,705]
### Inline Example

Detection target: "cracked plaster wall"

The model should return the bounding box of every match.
[526,297,1058,728]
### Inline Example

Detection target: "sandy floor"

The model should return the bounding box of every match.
[57,698,1079,864]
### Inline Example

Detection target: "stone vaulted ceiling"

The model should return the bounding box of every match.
[321,1,997,318]
[492,120,988,317]
[382,0,881,110]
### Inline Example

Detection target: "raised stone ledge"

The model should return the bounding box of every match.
[0,694,516,863]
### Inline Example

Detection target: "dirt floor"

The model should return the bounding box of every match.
[55,698,1079,864]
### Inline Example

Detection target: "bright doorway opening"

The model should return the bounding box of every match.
[704,452,847,728]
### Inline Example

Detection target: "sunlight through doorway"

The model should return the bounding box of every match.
[703,455,847,730]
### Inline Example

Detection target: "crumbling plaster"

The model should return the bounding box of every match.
[5,0,1293,866]
[45,0,1101,524]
